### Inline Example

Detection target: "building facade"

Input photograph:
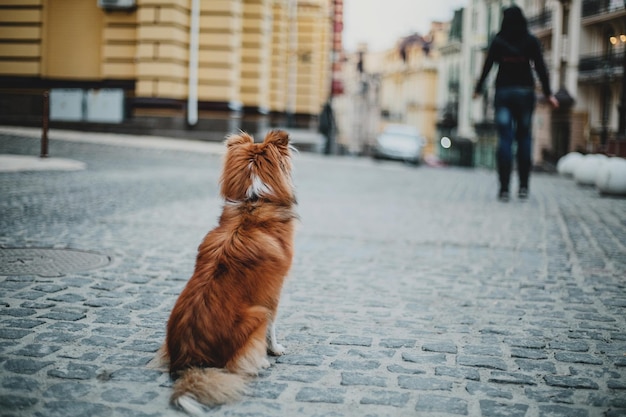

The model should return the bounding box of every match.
[0,0,337,140]
[437,0,626,168]
[378,23,448,158]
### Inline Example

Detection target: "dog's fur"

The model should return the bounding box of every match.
[164,130,297,413]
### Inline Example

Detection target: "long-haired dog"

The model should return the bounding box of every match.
[164,129,297,413]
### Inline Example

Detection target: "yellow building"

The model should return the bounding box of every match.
[0,0,334,138]
[378,22,448,157]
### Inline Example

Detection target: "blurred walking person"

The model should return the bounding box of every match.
[319,100,336,155]
[473,6,559,202]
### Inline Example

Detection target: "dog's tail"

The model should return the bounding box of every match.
[171,367,247,415]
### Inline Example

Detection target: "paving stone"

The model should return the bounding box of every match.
[34,332,80,344]
[81,336,121,348]
[416,395,468,415]
[4,358,53,375]
[123,340,161,352]
[466,382,513,399]
[464,345,502,356]
[112,407,163,417]
[43,381,92,399]
[422,341,458,354]
[479,400,528,417]
[346,348,393,359]
[14,343,62,357]
[101,388,159,405]
[1,375,40,391]
[457,355,508,371]
[47,293,86,303]
[247,381,288,399]
[524,387,575,404]
[48,362,99,380]
[544,375,599,390]
[276,354,324,366]
[359,390,410,407]
[504,337,546,349]
[37,309,86,321]
[329,335,372,346]
[401,352,447,364]
[13,290,50,300]
[554,352,603,365]
[397,376,452,391]
[304,344,340,357]
[379,338,415,348]
[110,368,161,382]
[34,401,112,417]
[329,360,380,370]
[510,347,549,360]
[295,387,345,403]
[20,301,55,309]
[515,359,557,374]
[549,341,590,352]
[3,318,46,328]
[276,368,326,383]
[31,283,68,293]
[383,358,426,373]
[0,394,38,411]
[93,308,132,325]
[47,322,88,332]
[607,379,626,390]
[341,372,386,387]
[488,371,537,385]
[0,328,32,339]
[1,307,37,317]
[538,404,589,417]
[435,366,480,381]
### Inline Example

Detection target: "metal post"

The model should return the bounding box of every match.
[601,64,610,149]
[618,49,626,138]
[41,90,49,158]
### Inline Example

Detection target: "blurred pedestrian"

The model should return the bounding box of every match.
[319,100,336,155]
[473,6,559,202]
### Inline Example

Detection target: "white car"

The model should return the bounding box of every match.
[372,124,426,165]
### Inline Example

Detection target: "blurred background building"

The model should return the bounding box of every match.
[1,0,624,167]
[435,0,626,167]
[336,0,625,168]
[0,0,339,141]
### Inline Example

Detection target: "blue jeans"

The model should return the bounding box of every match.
[494,87,536,191]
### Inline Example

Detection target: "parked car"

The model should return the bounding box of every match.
[372,124,425,165]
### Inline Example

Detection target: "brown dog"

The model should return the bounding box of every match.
[164,130,297,413]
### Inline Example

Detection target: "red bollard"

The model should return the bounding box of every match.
[41,90,49,158]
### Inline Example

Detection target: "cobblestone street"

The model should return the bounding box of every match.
[1,128,625,417]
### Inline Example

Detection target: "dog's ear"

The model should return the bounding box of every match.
[263,129,289,147]
[225,132,254,147]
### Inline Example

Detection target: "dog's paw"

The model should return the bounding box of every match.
[268,343,286,356]
[261,357,271,369]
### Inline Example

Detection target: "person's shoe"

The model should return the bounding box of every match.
[498,190,510,202]
[518,187,528,200]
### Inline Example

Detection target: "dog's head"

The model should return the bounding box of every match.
[220,129,295,204]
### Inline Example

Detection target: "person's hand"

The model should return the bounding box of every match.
[548,95,559,109]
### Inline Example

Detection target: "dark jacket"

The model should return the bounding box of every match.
[474,34,552,98]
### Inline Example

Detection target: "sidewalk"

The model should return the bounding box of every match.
[0,126,323,172]
[0,128,625,417]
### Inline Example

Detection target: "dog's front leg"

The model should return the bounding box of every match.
[267,319,285,356]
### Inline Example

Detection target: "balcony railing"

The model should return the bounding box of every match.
[582,0,625,18]
[448,80,460,93]
[527,9,552,31]
[578,51,625,79]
